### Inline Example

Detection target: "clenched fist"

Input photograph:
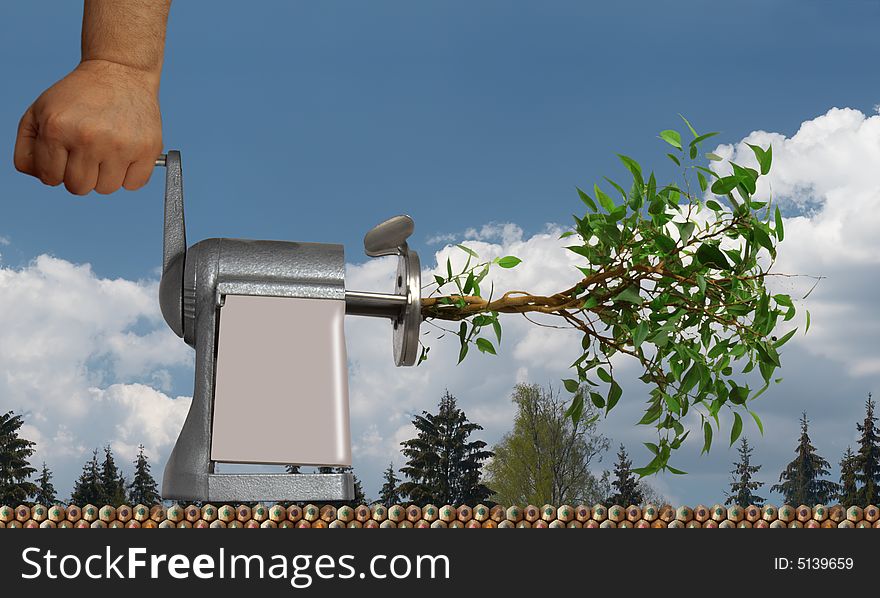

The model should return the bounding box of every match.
[14,59,163,195]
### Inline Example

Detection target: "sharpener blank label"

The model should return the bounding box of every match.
[210,295,351,466]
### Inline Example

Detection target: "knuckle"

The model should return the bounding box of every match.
[40,113,67,142]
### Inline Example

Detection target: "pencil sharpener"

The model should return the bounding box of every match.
[156,151,421,502]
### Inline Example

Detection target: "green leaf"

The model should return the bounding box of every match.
[747,143,772,175]
[696,274,706,295]
[564,393,584,423]
[705,152,723,161]
[617,154,644,186]
[576,186,597,211]
[696,244,731,270]
[492,319,502,343]
[655,234,677,254]
[774,206,785,241]
[805,310,811,334]
[675,221,696,244]
[596,367,613,383]
[730,412,743,446]
[664,394,681,414]
[638,404,662,425]
[697,171,708,193]
[462,272,474,295]
[457,343,468,364]
[749,410,764,435]
[705,199,723,211]
[606,380,622,412]
[563,379,580,393]
[581,296,599,310]
[660,129,682,150]
[632,322,650,350]
[773,328,797,349]
[496,256,522,269]
[589,392,605,409]
[690,131,719,147]
[456,244,478,258]
[702,421,713,454]
[711,175,740,195]
[603,177,628,200]
[475,337,496,355]
[433,274,445,287]
[666,465,688,475]
[594,184,616,213]
[667,153,681,166]
[613,285,643,304]
[446,258,453,280]
[679,114,698,138]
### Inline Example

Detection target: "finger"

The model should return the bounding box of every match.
[63,150,100,196]
[13,106,38,175]
[32,138,69,186]
[122,158,156,191]
[95,160,128,195]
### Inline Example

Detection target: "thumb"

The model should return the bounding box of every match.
[13,105,37,175]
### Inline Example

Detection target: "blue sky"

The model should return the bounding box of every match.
[2,1,879,505]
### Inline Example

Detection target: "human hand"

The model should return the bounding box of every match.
[13,59,163,195]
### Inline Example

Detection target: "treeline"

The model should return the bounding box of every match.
[0,410,161,507]
[1,390,877,508]
[726,395,879,508]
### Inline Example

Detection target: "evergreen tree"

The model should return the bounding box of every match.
[32,462,58,505]
[378,462,402,507]
[0,411,38,505]
[100,445,127,506]
[771,413,839,505]
[316,466,335,474]
[71,449,103,505]
[399,391,493,506]
[724,437,765,506]
[838,447,859,506]
[285,465,302,474]
[605,444,643,507]
[854,394,880,507]
[128,445,160,506]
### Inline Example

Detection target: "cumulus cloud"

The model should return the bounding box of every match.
[0,256,192,497]
[711,107,880,376]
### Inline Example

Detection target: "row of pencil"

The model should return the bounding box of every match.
[2,503,878,528]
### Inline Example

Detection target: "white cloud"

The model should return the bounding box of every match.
[0,235,10,246]
[0,256,192,498]
[712,107,880,376]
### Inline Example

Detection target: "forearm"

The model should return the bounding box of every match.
[81,0,172,88]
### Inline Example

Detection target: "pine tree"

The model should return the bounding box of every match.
[838,447,859,506]
[99,445,127,506]
[605,444,643,507]
[316,466,335,474]
[71,449,103,505]
[378,462,402,507]
[0,411,38,505]
[771,413,839,505]
[32,462,58,505]
[285,465,302,474]
[128,445,160,506]
[399,391,493,506]
[724,437,765,507]
[854,394,880,507]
